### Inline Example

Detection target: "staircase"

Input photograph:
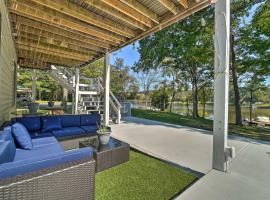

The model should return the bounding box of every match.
[48,65,121,124]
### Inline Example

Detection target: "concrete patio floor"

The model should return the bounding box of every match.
[111,117,270,200]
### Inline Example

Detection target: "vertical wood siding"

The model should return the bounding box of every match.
[0,1,17,125]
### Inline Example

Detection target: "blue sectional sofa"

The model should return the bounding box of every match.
[14,113,101,139]
[0,114,100,200]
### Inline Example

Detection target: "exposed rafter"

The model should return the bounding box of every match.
[100,0,153,28]
[9,0,125,45]
[119,0,160,24]
[18,50,82,67]
[83,0,148,31]
[18,57,50,69]
[10,14,110,51]
[27,0,136,38]
[7,0,211,69]
[16,42,91,62]
[158,0,178,15]
[176,0,189,9]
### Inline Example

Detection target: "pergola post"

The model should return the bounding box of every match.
[31,69,37,102]
[103,52,110,126]
[213,0,230,172]
[74,68,80,114]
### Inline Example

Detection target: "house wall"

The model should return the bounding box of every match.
[0,1,17,126]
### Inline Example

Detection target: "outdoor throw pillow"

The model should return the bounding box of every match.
[0,141,16,164]
[41,116,62,132]
[12,122,33,150]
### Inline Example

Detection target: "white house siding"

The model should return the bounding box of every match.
[0,1,17,126]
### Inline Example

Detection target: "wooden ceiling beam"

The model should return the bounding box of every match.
[9,0,125,45]
[100,0,153,28]
[16,42,91,62]
[176,0,189,9]
[17,29,103,55]
[158,0,178,15]
[18,50,81,67]
[83,0,148,31]
[119,0,160,24]
[10,14,109,51]
[18,57,51,69]
[17,36,97,58]
[27,0,136,38]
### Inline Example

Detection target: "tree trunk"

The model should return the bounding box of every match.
[191,65,199,118]
[202,88,206,118]
[231,34,242,125]
[186,97,189,116]
[144,93,148,109]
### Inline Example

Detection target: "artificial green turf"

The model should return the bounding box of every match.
[132,108,270,142]
[95,150,196,200]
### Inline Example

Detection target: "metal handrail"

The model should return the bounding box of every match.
[98,77,122,108]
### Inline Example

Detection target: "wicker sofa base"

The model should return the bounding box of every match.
[59,135,98,151]
[0,158,95,200]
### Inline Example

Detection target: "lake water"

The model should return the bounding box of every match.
[129,100,270,123]
[171,103,270,123]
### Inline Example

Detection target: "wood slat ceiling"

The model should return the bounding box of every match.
[8,0,211,69]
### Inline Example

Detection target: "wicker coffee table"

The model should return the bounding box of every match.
[79,137,130,172]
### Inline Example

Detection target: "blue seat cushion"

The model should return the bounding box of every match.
[15,116,41,132]
[14,139,64,161]
[29,131,53,139]
[62,115,81,127]
[80,125,98,133]
[0,147,93,180]
[52,127,86,138]
[41,116,62,132]
[12,122,33,150]
[32,136,59,147]
[0,141,16,164]
[80,114,101,126]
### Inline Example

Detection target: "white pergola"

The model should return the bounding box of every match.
[9,0,232,172]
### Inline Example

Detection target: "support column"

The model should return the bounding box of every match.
[74,68,80,114]
[103,52,110,126]
[213,0,230,172]
[32,69,37,102]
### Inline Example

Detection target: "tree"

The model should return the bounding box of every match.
[135,69,159,108]
[151,82,170,111]
[135,7,214,118]
[229,0,268,125]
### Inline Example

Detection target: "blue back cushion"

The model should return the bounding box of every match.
[12,123,33,150]
[80,114,101,126]
[62,115,81,127]
[41,116,62,132]
[0,141,16,164]
[15,116,41,131]
[1,127,14,141]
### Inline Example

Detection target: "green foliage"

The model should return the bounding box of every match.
[151,85,170,111]
[17,68,63,101]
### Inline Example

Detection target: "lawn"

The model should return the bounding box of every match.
[96,150,196,200]
[132,109,270,142]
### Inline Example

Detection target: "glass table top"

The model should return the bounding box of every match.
[79,137,128,153]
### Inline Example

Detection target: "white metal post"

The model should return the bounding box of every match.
[32,69,37,102]
[213,0,230,172]
[74,68,80,114]
[103,52,110,126]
